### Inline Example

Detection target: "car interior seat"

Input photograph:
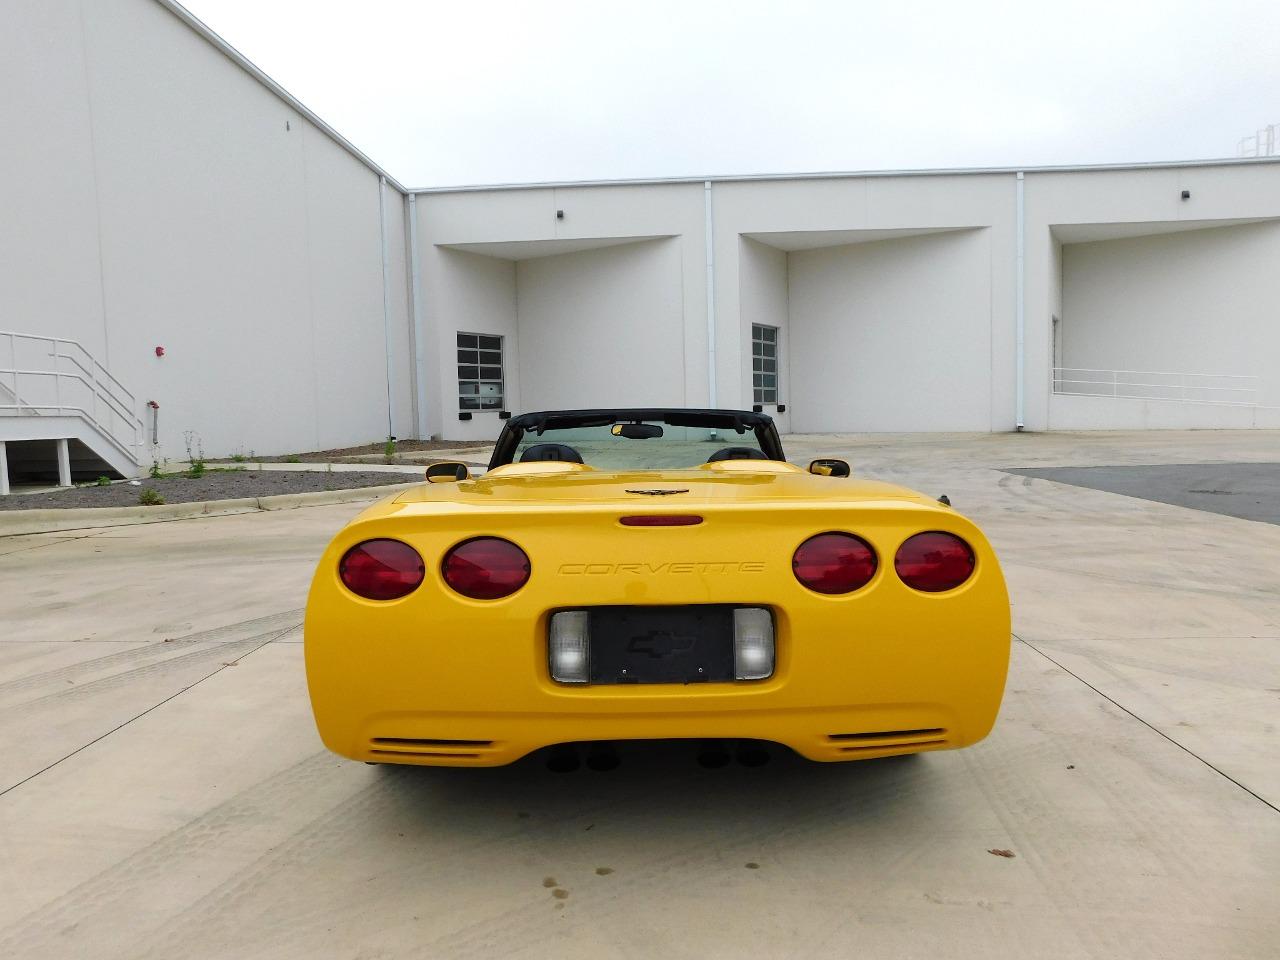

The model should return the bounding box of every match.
[706,446,769,462]
[520,443,585,464]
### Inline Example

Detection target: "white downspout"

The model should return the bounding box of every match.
[703,180,717,409]
[1015,171,1026,430]
[378,176,395,438]
[407,193,429,439]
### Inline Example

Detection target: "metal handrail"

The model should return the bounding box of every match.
[0,368,136,422]
[1053,366,1256,381]
[1,331,137,402]
[1052,367,1260,406]
[1,330,144,465]
[0,404,139,462]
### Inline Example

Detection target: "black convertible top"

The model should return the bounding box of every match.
[488,408,784,469]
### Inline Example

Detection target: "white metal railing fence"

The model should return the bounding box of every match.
[1052,367,1259,406]
[0,331,144,465]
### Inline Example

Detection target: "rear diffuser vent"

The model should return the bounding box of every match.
[827,728,948,752]
[369,737,494,759]
[371,737,493,747]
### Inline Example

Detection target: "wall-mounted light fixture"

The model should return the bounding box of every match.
[556,210,565,220]
[1181,190,1191,200]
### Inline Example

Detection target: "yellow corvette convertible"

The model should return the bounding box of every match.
[305,408,1010,768]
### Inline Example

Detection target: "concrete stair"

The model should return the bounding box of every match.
[0,332,145,493]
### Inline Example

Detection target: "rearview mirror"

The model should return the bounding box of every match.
[426,461,470,483]
[808,458,850,478]
[611,422,664,439]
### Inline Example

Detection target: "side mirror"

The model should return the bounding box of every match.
[808,458,850,478]
[426,461,470,483]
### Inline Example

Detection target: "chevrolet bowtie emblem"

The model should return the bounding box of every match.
[625,488,690,496]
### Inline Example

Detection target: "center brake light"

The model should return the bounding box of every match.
[442,537,531,600]
[792,532,877,595]
[620,515,703,526]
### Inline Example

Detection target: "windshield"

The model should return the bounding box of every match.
[491,409,784,470]
[512,422,770,470]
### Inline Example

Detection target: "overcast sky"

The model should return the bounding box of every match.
[183,0,1280,188]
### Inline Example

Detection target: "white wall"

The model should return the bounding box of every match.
[787,230,993,432]
[423,249,517,443]
[415,165,1280,438]
[1024,163,1280,429]
[382,191,416,443]
[738,238,790,431]
[0,0,412,463]
[416,182,705,440]
[1060,222,1280,408]
[11,1,1280,453]
[0,0,111,358]
[712,175,1017,429]
[516,238,685,411]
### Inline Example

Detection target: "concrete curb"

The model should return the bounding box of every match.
[0,482,420,537]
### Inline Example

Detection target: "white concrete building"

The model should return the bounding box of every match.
[1,0,414,487]
[4,0,1280,486]
[416,168,1280,442]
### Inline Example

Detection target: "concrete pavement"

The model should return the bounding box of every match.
[0,430,1277,959]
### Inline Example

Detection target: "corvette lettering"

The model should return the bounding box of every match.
[558,561,765,575]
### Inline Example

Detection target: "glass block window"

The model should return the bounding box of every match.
[751,324,779,405]
[457,332,504,410]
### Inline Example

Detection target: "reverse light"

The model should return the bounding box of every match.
[895,532,975,592]
[442,537,531,600]
[733,607,775,680]
[549,610,590,683]
[792,532,877,594]
[339,539,425,601]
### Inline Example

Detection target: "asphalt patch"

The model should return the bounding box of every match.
[1006,462,1280,524]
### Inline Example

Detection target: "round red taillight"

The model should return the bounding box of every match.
[792,532,877,595]
[339,539,425,601]
[442,537,531,600]
[894,532,975,592]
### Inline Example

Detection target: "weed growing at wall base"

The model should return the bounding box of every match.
[184,431,207,478]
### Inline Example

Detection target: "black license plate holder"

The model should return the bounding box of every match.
[588,605,735,684]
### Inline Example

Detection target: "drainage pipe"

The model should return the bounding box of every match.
[407,193,429,439]
[378,176,396,439]
[703,180,717,409]
[1015,171,1025,430]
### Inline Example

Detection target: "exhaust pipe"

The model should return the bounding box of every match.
[585,743,620,772]
[546,745,580,773]
[696,740,731,768]
[735,741,770,767]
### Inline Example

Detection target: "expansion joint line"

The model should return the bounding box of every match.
[1014,634,1279,815]
[0,624,298,800]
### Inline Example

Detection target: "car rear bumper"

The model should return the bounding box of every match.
[324,702,978,766]
[304,502,1011,767]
